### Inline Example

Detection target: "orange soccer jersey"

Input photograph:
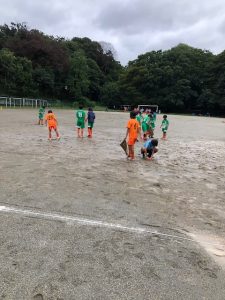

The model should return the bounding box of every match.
[127,119,140,145]
[45,113,57,128]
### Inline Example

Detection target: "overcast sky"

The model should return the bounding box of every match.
[1,0,225,65]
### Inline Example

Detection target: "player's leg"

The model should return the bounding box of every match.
[130,145,135,159]
[80,122,85,138]
[48,127,52,140]
[77,128,80,137]
[54,128,60,140]
[77,120,81,137]
[87,126,91,137]
[128,138,136,160]
[162,130,167,139]
[128,145,132,158]
[89,123,93,138]
[149,127,154,138]
[141,147,147,158]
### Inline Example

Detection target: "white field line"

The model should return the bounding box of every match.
[0,205,223,247]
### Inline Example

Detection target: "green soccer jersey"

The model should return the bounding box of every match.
[142,115,150,132]
[39,107,45,118]
[136,115,142,125]
[162,119,169,130]
[149,117,155,129]
[76,110,86,121]
[143,115,149,124]
[76,109,86,128]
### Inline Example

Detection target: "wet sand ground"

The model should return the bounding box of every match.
[0,109,225,299]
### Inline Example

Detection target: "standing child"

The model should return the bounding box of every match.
[148,113,155,138]
[38,106,45,125]
[161,115,169,139]
[76,105,86,138]
[125,111,141,160]
[45,110,60,140]
[86,107,95,138]
[142,112,150,140]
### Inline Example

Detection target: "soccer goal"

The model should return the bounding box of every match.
[0,96,49,108]
[138,104,159,113]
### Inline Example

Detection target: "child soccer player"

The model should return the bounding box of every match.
[141,138,158,160]
[76,105,86,138]
[38,106,45,125]
[148,113,155,138]
[161,115,169,140]
[136,111,142,126]
[142,112,150,140]
[45,110,60,141]
[125,111,141,160]
[86,107,95,138]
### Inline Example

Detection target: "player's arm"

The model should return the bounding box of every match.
[150,147,155,159]
[138,125,142,141]
[125,128,130,140]
[85,112,89,122]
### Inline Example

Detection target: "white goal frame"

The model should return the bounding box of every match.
[138,105,159,112]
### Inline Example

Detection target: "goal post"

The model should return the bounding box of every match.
[138,105,159,112]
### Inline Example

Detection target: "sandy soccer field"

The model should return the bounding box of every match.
[0,109,225,300]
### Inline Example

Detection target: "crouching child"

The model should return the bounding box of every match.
[141,138,158,160]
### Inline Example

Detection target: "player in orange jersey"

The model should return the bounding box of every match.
[125,111,141,160]
[45,110,60,141]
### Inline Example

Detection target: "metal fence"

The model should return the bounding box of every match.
[0,97,49,108]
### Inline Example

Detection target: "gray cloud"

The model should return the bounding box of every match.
[0,0,225,64]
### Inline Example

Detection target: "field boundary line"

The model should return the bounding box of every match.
[0,205,223,247]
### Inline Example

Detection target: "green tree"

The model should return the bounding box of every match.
[100,82,121,107]
[0,48,33,96]
[65,51,90,101]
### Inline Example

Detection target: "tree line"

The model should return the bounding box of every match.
[0,23,225,115]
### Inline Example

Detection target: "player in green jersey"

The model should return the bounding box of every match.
[148,114,156,138]
[136,111,142,126]
[142,113,150,140]
[38,106,45,125]
[76,105,86,138]
[161,115,169,139]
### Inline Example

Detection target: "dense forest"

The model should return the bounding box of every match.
[0,23,225,115]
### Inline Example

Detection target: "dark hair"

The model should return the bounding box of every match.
[163,115,167,119]
[48,110,52,113]
[130,111,136,119]
[88,107,93,111]
[151,139,158,147]
[79,105,83,109]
